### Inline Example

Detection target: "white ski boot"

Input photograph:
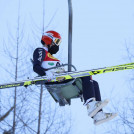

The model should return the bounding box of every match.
[86,98,109,117]
[93,111,117,125]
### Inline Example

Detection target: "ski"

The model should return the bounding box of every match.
[0,62,134,89]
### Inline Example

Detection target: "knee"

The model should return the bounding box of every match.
[81,76,91,81]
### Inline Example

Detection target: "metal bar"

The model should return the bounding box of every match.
[68,0,73,72]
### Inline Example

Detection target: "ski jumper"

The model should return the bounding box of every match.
[33,47,102,103]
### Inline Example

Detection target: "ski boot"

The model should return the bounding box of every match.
[86,98,109,117]
[93,111,117,125]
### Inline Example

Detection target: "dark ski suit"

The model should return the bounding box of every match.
[81,76,101,103]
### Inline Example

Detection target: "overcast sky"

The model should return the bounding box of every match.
[0,0,134,134]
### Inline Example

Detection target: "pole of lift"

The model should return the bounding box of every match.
[68,0,73,72]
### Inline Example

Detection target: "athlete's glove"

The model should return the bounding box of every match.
[45,71,55,81]
[55,67,65,73]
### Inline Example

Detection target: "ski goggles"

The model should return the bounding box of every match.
[53,38,61,46]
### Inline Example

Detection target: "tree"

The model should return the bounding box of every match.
[0,0,71,134]
[104,42,134,134]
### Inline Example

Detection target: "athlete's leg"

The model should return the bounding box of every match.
[81,76,95,103]
[92,80,101,101]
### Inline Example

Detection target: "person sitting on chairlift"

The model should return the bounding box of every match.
[33,30,117,125]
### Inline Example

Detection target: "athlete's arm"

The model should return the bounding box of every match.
[33,48,46,76]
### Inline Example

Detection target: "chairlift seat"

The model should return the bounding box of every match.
[45,78,83,106]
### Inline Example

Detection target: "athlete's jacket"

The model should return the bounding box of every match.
[33,47,60,76]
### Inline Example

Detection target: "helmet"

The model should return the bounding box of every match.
[41,31,61,46]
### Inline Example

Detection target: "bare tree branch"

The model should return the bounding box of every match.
[0,107,14,122]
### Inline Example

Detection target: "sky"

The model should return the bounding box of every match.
[0,0,134,134]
